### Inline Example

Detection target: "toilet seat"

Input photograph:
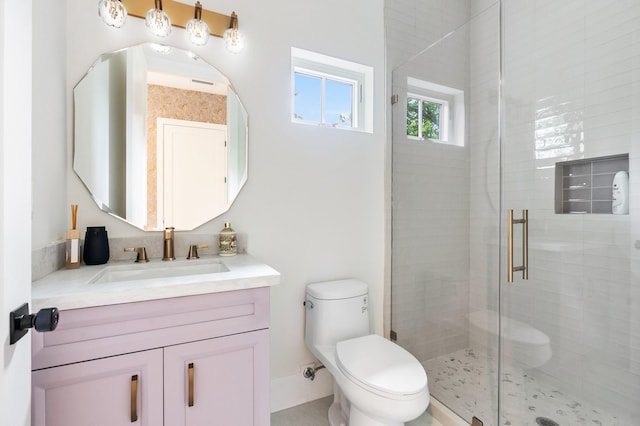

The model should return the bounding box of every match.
[336,335,427,399]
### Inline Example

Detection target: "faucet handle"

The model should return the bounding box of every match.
[124,247,149,263]
[187,244,208,260]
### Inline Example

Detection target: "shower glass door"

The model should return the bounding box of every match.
[391,0,639,425]
[500,1,639,425]
[390,2,502,424]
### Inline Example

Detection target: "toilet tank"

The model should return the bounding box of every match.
[305,279,370,348]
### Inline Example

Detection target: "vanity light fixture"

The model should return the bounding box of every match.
[145,0,172,38]
[223,12,244,53]
[115,0,244,52]
[98,0,127,28]
[186,2,210,46]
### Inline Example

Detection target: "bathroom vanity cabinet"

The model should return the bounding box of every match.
[31,287,270,426]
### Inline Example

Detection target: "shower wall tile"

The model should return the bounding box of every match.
[470,0,497,18]
[385,0,471,70]
[391,139,471,363]
[390,8,472,364]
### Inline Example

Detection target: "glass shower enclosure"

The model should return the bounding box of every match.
[390,1,639,425]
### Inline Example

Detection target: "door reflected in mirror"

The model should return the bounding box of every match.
[73,43,248,231]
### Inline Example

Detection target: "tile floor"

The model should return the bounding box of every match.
[271,396,442,426]
[424,348,629,426]
[271,396,333,426]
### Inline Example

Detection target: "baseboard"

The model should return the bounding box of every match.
[270,368,333,413]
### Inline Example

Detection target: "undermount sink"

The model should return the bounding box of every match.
[89,258,229,284]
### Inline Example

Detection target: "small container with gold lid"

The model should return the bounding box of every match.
[218,222,237,256]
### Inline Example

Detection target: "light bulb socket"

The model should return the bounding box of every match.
[228,11,238,30]
[194,1,202,20]
[154,0,163,10]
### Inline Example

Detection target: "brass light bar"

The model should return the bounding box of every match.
[121,0,231,38]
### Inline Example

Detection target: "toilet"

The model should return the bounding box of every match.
[304,279,429,426]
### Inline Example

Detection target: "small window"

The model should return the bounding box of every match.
[291,47,373,133]
[407,94,449,141]
[406,77,464,146]
[294,68,356,128]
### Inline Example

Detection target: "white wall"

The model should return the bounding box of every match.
[32,0,67,249]
[31,0,385,412]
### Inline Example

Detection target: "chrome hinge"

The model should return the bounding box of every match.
[391,94,399,105]
[390,330,398,341]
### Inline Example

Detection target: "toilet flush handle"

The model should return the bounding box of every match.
[303,300,314,309]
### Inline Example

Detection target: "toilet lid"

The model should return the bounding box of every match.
[336,335,427,396]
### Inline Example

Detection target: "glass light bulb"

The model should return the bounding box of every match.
[98,0,127,28]
[186,18,210,46]
[223,28,244,53]
[145,7,172,37]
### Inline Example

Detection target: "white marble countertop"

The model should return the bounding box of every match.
[31,253,280,311]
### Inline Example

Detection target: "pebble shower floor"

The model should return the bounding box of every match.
[423,348,627,426]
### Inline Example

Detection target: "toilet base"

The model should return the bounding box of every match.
[349,404,404,426]
[328,401,347,426]
[328,382,410,426]
[328,400,405,426]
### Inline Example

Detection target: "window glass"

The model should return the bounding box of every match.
[325,79,353,127]
[291,47,373,133]
[422,100,441,140]
[406,77,464,146]
[407,97,419,137]
[407,95,448,141]
[294,72,322,123]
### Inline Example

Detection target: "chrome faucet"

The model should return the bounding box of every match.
[162,227,176,261]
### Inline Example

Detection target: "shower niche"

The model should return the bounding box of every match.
[555,154,629,214]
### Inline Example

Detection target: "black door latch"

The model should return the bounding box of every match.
[9,303,59,345]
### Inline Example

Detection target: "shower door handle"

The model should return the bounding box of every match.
[507,209,528,283]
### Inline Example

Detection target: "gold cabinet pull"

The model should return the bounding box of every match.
[131,374,138,422]
[507,209,528,283]
[188,363,195,407]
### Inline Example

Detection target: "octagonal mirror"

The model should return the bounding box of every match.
[73,43,248,231]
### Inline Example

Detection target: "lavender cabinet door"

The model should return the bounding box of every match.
[164,329,270,426]
[32,349,163,426]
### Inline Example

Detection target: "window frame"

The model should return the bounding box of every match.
[406,77,465,147]
[293,66,360,129]
[406,92,451,142]
[291,47,373,133]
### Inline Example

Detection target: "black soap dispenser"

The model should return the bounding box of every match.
[83,226,110,265]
